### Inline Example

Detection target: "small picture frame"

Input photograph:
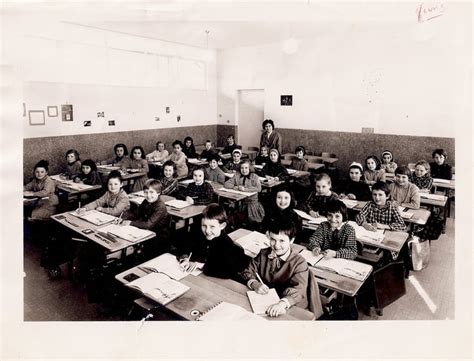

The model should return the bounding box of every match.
[166,107,170,114]
[84,120,92,127]
[97,111,105,118]
[29,110,45,126]
[108,120,115,126]
[280,95,293,106]
[61,104,73,122]
[47,106,58,117]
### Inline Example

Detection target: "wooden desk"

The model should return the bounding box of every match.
[283,153,339,165]
[178,180,250,203]
[50,211,156,253]
[115,261,314,321]
[187,158,208,166]
[50,175,102,204]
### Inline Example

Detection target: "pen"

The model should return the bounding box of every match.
[255,272,266,287]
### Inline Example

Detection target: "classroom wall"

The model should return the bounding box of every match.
[23,125,217,183]
[216,3,471,139]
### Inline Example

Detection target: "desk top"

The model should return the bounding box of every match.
[178,180,250,202]
[282,153,339,164]
[51,211,155,252]
[115,259,314,321]
[50,175,102,195]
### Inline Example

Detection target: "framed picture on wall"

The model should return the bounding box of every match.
[47,106,58,117]
[28,110,45,126]
[280,95,293,106]
[61,104,73,121]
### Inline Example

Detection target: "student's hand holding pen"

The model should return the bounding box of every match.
[252,273,269,295]
[76,207,87,215]
[309,210,319,218]
[178,253,194,272]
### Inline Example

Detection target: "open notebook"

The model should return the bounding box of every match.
[69,210,116,226]
[313,257,371,281]
[165,199,191,209]
[197,301,264,321]
[217,188,257,197]
[341,199,359,209]
[126,273,189,306]
[138,253,204,280]
[299,249,324,266]
[347,221,385,244]
[98,224,153,243]
[247,288,280,315]
[233,231,270,258]
[294,209,327,224]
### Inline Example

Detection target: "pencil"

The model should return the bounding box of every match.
[256,272,265,286]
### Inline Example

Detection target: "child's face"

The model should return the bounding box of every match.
[34,167,47,180]
[108,178,122,194]
[201,218,225,240]
[349,168,362,182]
[296,150,304,159]
[205,142,212,150]
[133,149,142,159]
[67,153,76,163]
[276,191,291,210]
[209,159,219,169]
[193,170,205,185]
[261,148,268,156]
[115,147,125,157]
[185,140,192,147]
[315,179,331,195]
[264,123,273,133]
[414,165,428,177]
[144,187,160,203]
[233,153,241,163]
[366,158,377,171]
[82,165,92,175]
[174,144,182,154]
[157,143,165,151]
[269,151,279,163]
[372,189,387,206]
[268,231,292,256]
[395,173,410,186]
[163,165,174,178]
[434,153,445,165]
[240,163,250,176]
[227,137,234,145]
[382,154,392,164]
[327,212,344,230]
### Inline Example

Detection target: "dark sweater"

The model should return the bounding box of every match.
[302,191,339,216]
[254,154,269,166]
[74,170,103,186]
[261,162,289,181]
[429,162,453,180]
[183,145,198,158]
[179,182,214,205]
[342,180,371,201]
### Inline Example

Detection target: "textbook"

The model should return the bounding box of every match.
[70,209,116,226]
[233,231,270,258]
[299,249,324,266]
[128,192,146,205]
[98,224,153,243]
[341,199,359,209]
[165,199,191,209]
[197,301,264,321]
[138,253,189,280]
[433,178,451,184]
[294,209,327,224]
[247,288,280,315]
[218,187,257,197]
[126,273,189,306]
[314,258,371,281]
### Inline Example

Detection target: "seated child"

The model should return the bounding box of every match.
[23,160,59,221]
[223,149,243,173]
[262,186,302,236]
[73,159,102,186]
[63,149,82,180]
[220,134,238,155]
[178,203,250,280]
[121,146,149,192]
[146,141,169,163]
[388,166,420,209]
[158,160,178,196]
[364,155,386,185]
[205,154,226,184]
[100,143,130,167]
[430,148,453,180]
[254,146,269,166]
[356,181,406,231]
[80,170,130,216]
[123,179,171,255]
[200,140,216,160]
[302,173,338,217]
[308,200,357,260]
[290,145,311,189]
[240,219,323,319]
[261,148,289,182]
[183,136,198,158]
[224,160,265,224]
[339,162,371,201]
[165,140,188,178]
[410,160,433,192]
[380,150,398,174]
[178,166,214,205]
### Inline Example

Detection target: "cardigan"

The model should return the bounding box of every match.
[364,169,386,184]
[302,191,339,216]
[429,162,453,180]
[261,162,289,182]
[84,189,130,216]
[179,182,214,205]
[121,158,149,173]
[126,198,170,234]
[355,200,406,231]
[165,152,188,178]
[74,170,102,186]
[183,145,198,159]
[223,160,242,174]
[146,149,169,162]
[388,182,420,209]
[200,148,216,160]
[101,155,130,167]
[254,154,269,166]
[221,143,238,155]
[341,180,372,201]
[205,167,226,184]
[24,175,59,206]
[158,176,178,196]
[410,173,433,191]
[308,222,358,259]
[64,160,82,180]
[260,130,282,154]
[290,158,311,187]
[381,161,398,174]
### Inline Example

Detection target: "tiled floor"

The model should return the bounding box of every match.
[24,206,455,321]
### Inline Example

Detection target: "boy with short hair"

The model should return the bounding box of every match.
[221,134,238,155]
[205,154,226,184]
[200,140,216,160]
[302,173,338,217]
[178,204,250,280]
[240,219,323,319]
[430,148,453,180]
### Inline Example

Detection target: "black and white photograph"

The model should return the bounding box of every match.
[1,0,472,360]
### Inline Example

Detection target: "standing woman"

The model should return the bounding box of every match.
[259,119,282,154]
